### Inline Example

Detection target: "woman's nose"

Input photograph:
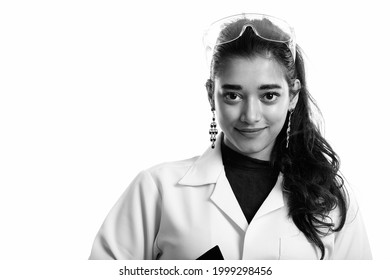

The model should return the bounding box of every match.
[240,98,262,124]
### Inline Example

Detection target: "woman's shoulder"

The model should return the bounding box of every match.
[123,155,202,196]
[149,155,201,171]
[140,155,201,181]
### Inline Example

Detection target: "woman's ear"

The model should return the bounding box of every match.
[289,79,301,111]
[206,79,215,109]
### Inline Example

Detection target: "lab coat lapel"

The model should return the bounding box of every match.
[178,134,248,231]
[210,170,248,232]
[254,174,285,219]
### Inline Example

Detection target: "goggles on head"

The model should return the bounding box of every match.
[203,13,296,64]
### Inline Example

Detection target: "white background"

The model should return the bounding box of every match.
[0,0,389,260]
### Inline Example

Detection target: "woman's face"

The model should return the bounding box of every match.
[211,55,299,161]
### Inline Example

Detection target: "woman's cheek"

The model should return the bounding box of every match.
[263,106,285,124]
[218,104,238,123]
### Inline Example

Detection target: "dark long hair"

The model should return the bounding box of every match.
[210,19,348,259]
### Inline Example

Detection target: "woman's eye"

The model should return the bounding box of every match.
[224,92,242,102]
[261,92,279,103]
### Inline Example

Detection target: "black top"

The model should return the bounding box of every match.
[221,140,279,224]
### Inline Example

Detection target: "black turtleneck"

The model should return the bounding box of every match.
[221,140,279,224]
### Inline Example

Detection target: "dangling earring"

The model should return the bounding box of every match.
[286,110,293,149]
[209,109,218,149]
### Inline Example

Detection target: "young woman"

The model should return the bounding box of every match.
[89,13,371,260]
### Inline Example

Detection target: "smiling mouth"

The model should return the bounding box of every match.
[235,127,267,135]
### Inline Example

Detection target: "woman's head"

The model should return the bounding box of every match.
[206,17,305,160]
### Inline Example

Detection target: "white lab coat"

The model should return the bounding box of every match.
[89,135,372,260]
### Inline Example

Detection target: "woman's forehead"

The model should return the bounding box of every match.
[216,56,288,87]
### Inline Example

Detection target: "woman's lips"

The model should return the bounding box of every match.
[235,127,267,137]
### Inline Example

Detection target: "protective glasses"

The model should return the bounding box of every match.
[203,13,296,63]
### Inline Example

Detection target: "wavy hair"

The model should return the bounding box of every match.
[209,19,348,259]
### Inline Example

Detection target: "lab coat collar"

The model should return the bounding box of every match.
[178,133,286,231]
[178,133,225,186]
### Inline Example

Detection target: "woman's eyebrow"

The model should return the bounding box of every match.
[258,84,282,90]
[221,84,282,91]
[221,84,242,90]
